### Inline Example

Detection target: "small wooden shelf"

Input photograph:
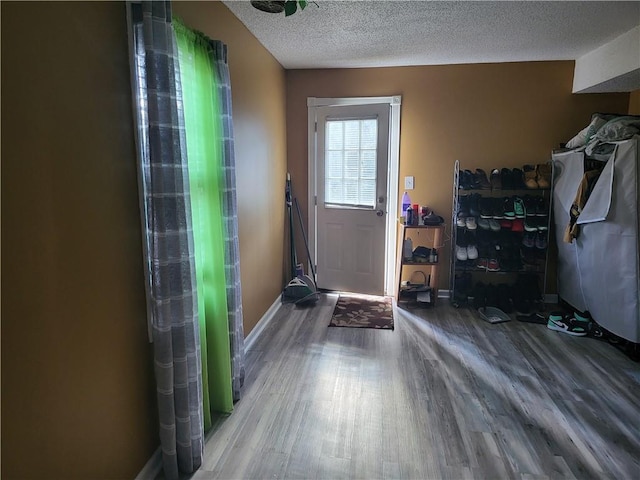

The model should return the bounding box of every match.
[396,223,445,306]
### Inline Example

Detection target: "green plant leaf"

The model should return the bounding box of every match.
[299,1,307,10]
[284,1,297,16]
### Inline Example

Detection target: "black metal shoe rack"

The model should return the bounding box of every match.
[449,160,554,313]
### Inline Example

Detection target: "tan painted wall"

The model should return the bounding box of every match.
[1,2,156,478]
[2,2,287,477]
[174,1,287,335]
[630,89,640,114]
[286,62,629,292]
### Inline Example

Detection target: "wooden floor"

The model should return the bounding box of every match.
[190,294,640,480]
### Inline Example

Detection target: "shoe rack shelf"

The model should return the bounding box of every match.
[396,223,445,307]
[449,160,554,310]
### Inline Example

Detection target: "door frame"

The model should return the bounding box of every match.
[307,96,402,296]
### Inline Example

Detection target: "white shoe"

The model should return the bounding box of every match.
[465,217,477,230]
[467,244,479,260]
[456,245,468,261]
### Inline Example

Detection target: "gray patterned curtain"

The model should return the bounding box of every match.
[210,42,245,402]
[130,2,203,478]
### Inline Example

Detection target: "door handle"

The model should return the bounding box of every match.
[376,209,384,216]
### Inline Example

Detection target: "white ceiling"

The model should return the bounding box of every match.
[223,1,640,73]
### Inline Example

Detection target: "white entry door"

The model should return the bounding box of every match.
[314,103,390,295]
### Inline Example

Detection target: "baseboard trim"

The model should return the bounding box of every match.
[244,296,282,351]
[544,293,559,305]
[135,447,162,480]
[438,289,558,305]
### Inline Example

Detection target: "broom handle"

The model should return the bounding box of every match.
[286,174,297,279]
[294,197,316,284]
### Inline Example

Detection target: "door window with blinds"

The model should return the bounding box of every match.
[324,117,378,209]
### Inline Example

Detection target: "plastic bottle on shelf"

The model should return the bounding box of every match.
[406,206,414,226]
[403,237,413,262]
[401,192,411,223]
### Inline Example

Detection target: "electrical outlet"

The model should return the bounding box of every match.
[404,176,414,190]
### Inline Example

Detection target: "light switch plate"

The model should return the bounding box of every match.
[404,176,414,190]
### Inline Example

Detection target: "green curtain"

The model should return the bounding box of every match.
[174,20,233,430]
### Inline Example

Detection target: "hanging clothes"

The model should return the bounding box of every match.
[564,169,603,243]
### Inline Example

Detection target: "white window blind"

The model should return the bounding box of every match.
[325,118,377,208]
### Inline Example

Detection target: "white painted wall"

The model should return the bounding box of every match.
[573,25,640,93]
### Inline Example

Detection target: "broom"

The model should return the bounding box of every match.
[281,174,318,304]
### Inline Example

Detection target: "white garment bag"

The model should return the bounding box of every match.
[552,150,588,312]
[552,137,640,342]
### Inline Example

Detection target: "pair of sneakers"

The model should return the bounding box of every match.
[547,311,592,336]
[523,231,548,250]
[456,244,478,261]
[524,216,548,232]
[503,196,526,219]
[477,217,501,232]
[456,213,477,230]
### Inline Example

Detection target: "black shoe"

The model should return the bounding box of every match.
[461,169,475,190]
[513,297,532,315]
[523,195,537,217]
[503,196,515,219]
[535,196,548,216]
[458,170,468,189]
[468,193,480,217]
[492,197,504,219]
[524,216,538,233]
[499,244,520,272]
[453,272,472,305]
[588,322,605,340]
[516,312,547,324]
[535,216,548,232]
[476,229,492,249]
[511,168,526,190]
[479,197,493,218]
[463,228,477,246]
[497,283,514,313]
[466,169,477,189]
[511,281,532,314]
[475,169,491,190]
[458,194,470,216]
[501,168,513,190]
[473,282,487,309]
[520,246,538,266]
[458,170,467,189]
[456,226,468,247]
[490,169,501,190]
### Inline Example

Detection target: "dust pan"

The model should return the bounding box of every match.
[282,274,319,305]
[478,306,511,324]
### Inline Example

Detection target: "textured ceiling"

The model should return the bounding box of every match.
[223,1,640,70]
